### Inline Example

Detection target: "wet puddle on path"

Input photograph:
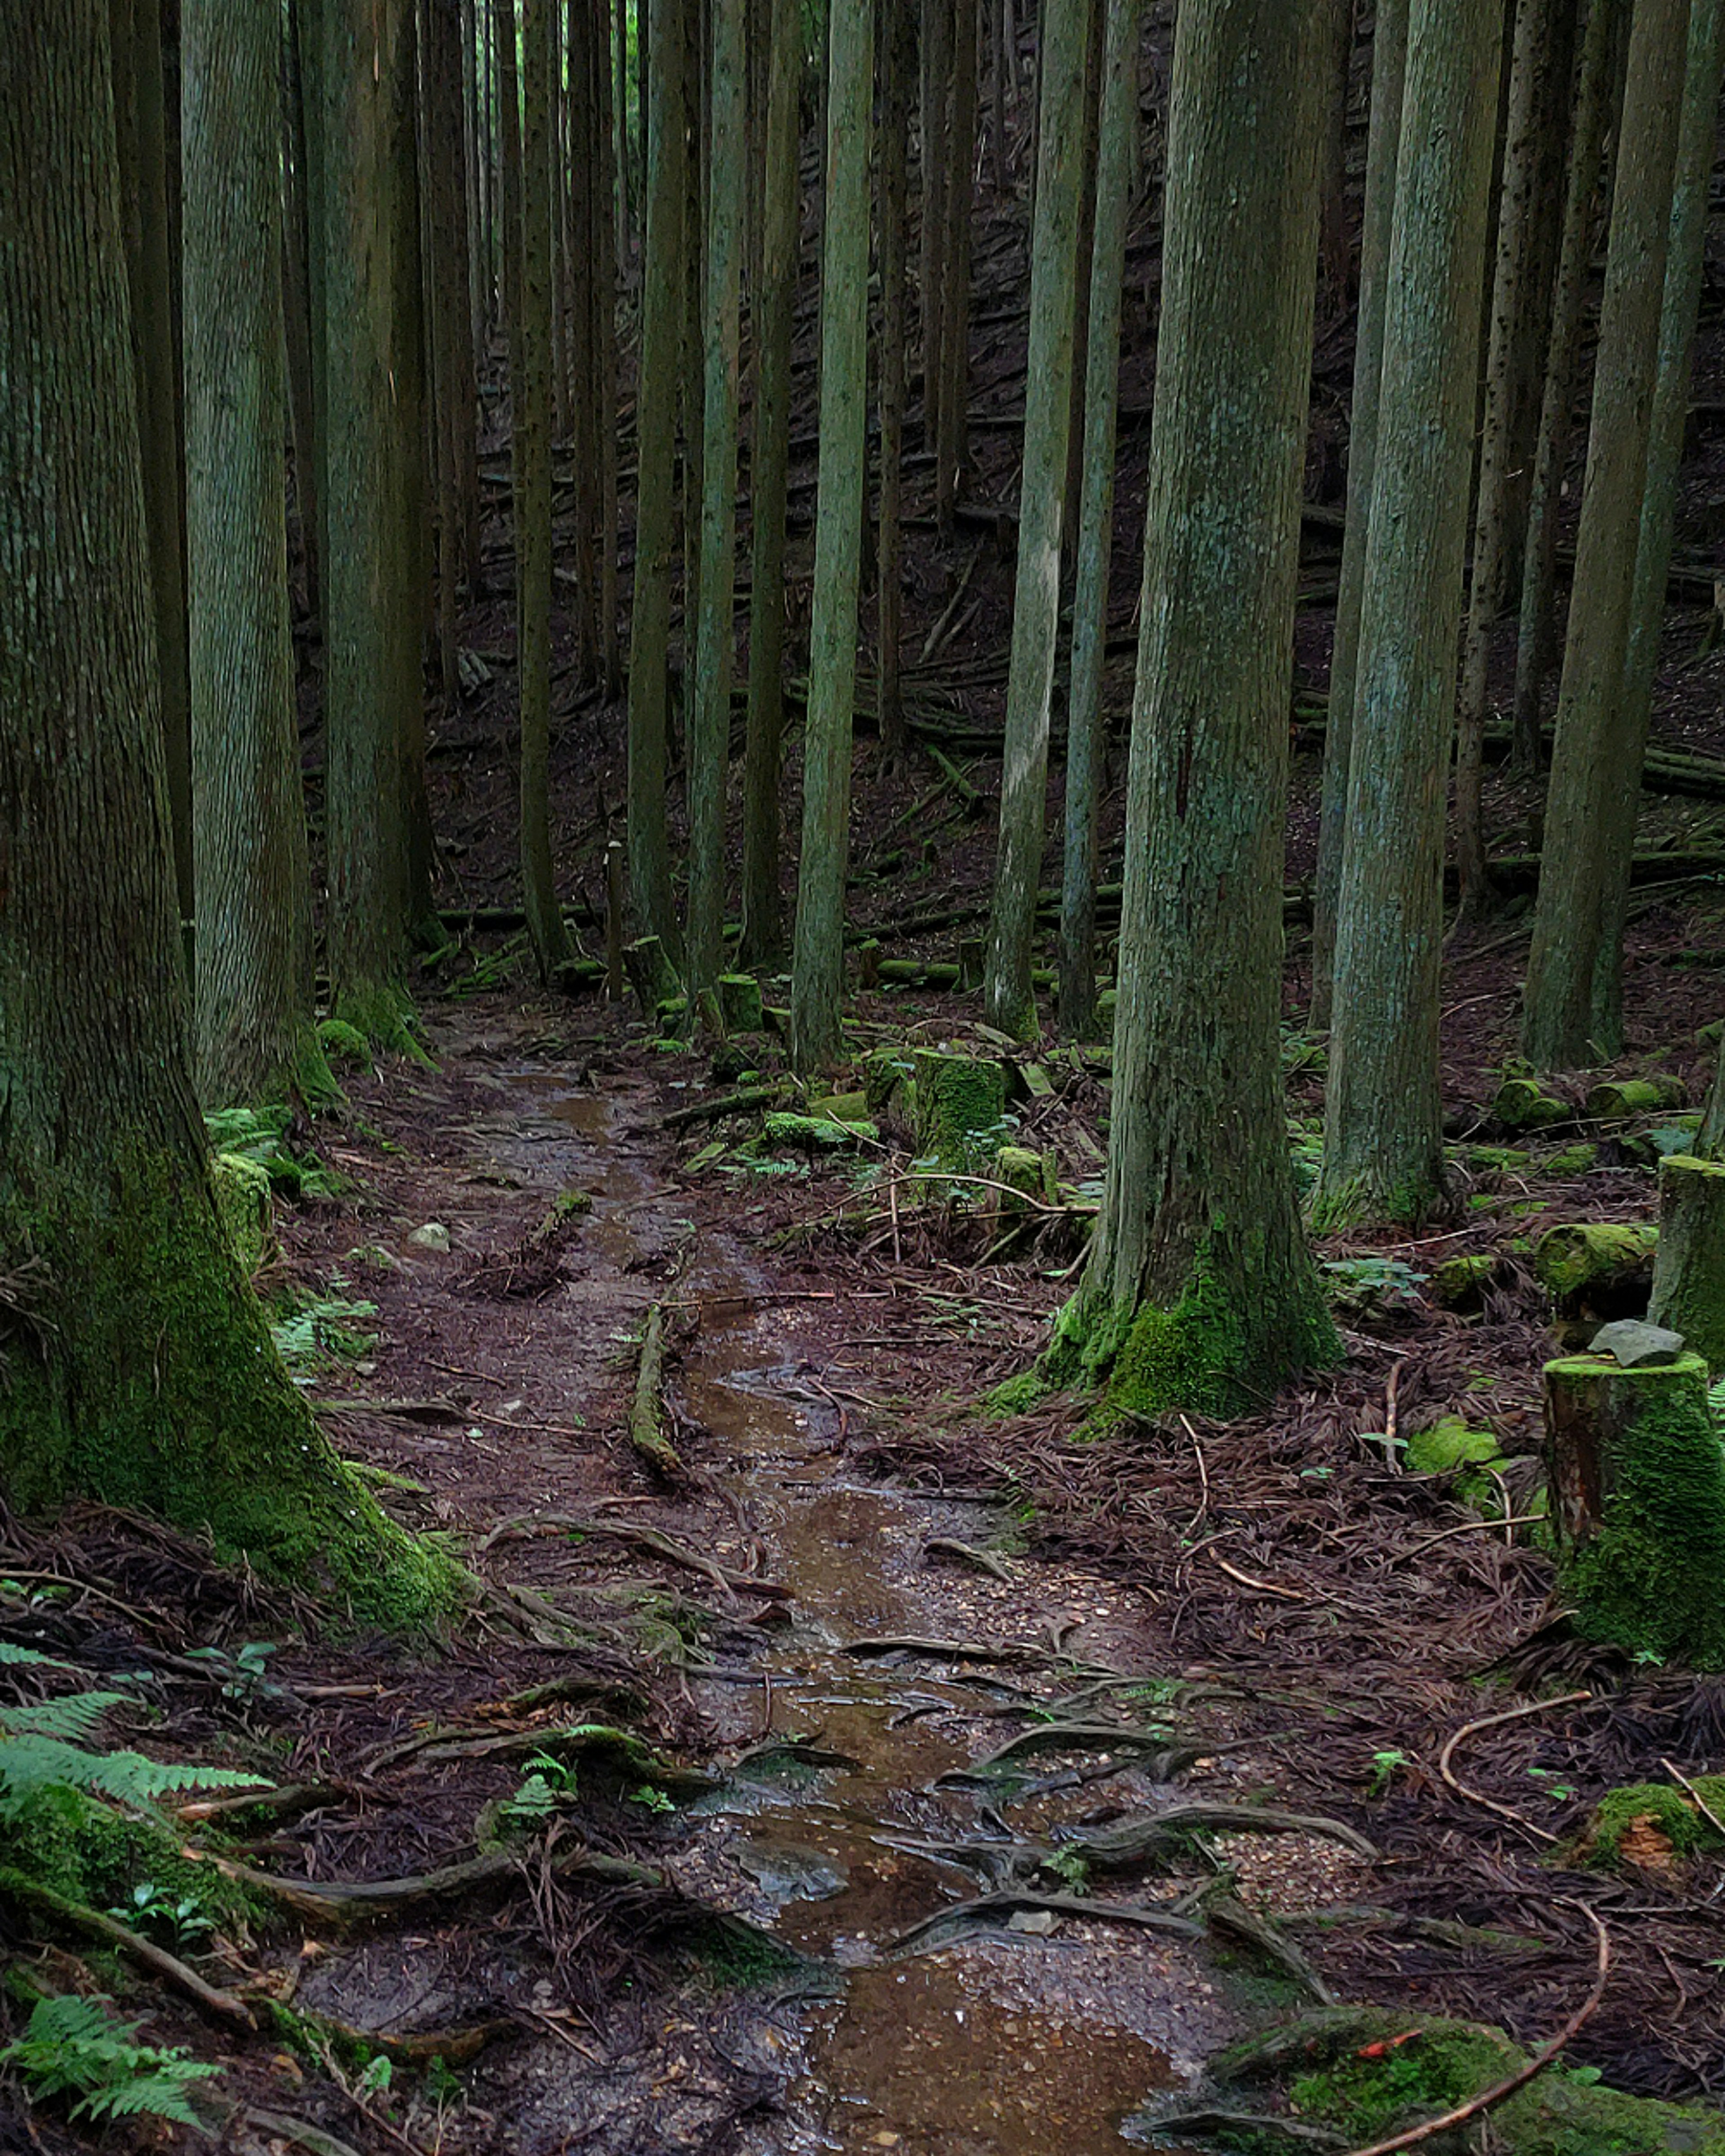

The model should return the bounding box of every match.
[500,1079,1226,2151]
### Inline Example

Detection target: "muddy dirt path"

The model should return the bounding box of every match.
[322,1048,1291,2153]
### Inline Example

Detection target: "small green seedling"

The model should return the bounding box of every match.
[1367,1749,1409,1798]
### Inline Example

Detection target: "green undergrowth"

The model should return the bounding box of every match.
[1158,2008,1725,2156]
[1569,1779,1725,1870]
[203,1104,345,1199]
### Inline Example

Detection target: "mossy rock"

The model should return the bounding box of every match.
[1431,1252,1498,1309]
[994,1144,1055,1208]
[1407,1414,1508,1511]
[1494,1076,1570,1130]
[981,1369,1049,1418]
[761,1111,876,1152]
[1544,1143,1600,1176]
[1189,2006,1725,2155]
[1467,1143,1534,1173]
[1535,1221,1658,1308]
[210,1152,274,1275]
[317,1017,372,1073]
[1571,1778,1725,1873]
[1585,1073,1687,1123]
[809,1091,871,1126]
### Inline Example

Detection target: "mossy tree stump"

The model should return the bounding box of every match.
[717,972,764,1033]
[1535,1220,1658,1341]
[1650,1154,1725,1370]
[1543,1348,1725,1664]
[623,934,681,1013]
[911,1049,1005,1171]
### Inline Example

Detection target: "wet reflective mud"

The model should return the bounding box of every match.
[511,1081,1230,2150]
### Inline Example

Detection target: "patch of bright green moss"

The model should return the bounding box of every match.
[316,1017,372,1073]
[1544,1144,1600,1176]
[0,1785,263,1935]
[209,1153,273,1275]
[1575,1779,1725,1869]
[981,1370,1048,1418]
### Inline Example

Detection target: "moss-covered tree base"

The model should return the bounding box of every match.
[0,1146,461,1632]
[1650,1154,1725,1370]
[1543,1348,1725,1666]
[334,983,433,1069]
[1039,1237,1340,1423]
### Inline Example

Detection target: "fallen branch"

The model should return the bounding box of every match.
[923,1535,1014,1582]
[0,1867,253,2029]
[629,1304,687,1481]
[1340,1905,1610,2156]
[631,1084,786,1134]
[1436,1690,1592,1844]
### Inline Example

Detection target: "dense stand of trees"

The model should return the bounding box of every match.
[3,0,1722,1564]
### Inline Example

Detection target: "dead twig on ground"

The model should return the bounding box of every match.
[1436,1691,1593,1844]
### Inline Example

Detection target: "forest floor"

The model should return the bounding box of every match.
[10,978,1725,2154]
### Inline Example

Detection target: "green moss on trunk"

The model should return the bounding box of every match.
[1650,1154,1725,1369]
[0,1147,460,1631]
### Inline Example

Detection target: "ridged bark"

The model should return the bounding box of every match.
[1454,0,1576,920]
[875,0,914,767]
[519,0,572,981]
[183,0,332,1109]
[1316,0,1502,1225]
[981,0,1088,1039]
[936,0,977,525]
[1310,0,1407,1027]
[625,0,686,955]
[789,0,875,1072]
[685,0,747,1007]
[1521,0,1688,1069]
[1511,0,1623,769]
[739,0,803,964]
[1053,0,1338,1418]
[1057,0,1136,1042]
[0,4,451,1626]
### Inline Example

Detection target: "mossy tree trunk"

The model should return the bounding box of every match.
[1453,0,1575,923]
[0,4,453,1628]
[109,0,195,971]
[1588,0,1724,1046]
[1048,0,1339,1419]
[1650,1154,1725,1372]
[686,0,746,1008]
[1522,0,1688,1070]
[936,0,976,527]
[626,0,688,958]
[1510,0,1624,772]
[1314,0,1501,1227]
[739,0,801,965]
[316,0,425,1048]
[981,0,1088,1041]
[1057,0,1136,1043]
[1310,0,1407,1030]
[788,0,874,1073]
[182,0,334,1111]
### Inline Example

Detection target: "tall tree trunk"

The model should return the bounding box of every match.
[519,0,573,980]
[685,0,746,1009]
[283,0,323,618]
[593,0,623,695]
[493,0,525,370]
[1310,0,1408,1028]
[1454,0,1574,920]
[1317,0,1356,319]
[184,0,334,1109]
[626,0,687,954]
[739,0,802,964]
[1510,0,1622,770]
[875,0,913,766]
[1056,0,1134,1043]
[1315,0,1502,1226]
[110,0,195,968]
[0,2,448,1624]
[1522,0,1688,1070]
[318,0,423,1045]
[427,0,474,705]
[1044,0,1338,1417]
[937,0,978,526]
[789,0,874,1072]
[919,0,952,455]
[565,0,601,675]
[981,0,1088,1040]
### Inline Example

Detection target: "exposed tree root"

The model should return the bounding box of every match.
[0,1866,255,2028]
[887,1887,1204,1954]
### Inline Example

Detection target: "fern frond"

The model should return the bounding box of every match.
[0,1732,260,1816]
[0,1642,71,1669]
[0,1692,128,1742]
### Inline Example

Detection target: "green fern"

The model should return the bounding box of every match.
[0,1993,221,2131]
[0,1646,258,1820]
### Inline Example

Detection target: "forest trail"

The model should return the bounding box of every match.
[289,1020,1273,2152]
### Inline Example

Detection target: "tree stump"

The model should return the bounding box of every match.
[912,1049,1006,1171]
[623,934,681,1012]
[1650,1155,1725,1370]
[956,935,985,993]
[717,973,764,1033]
[1543,1348,1725,1664]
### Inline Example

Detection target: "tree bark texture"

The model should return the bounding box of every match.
[740,0,803,965]
[1521,0,1688,1070]
[1057,0,1136,1043]
[183,0,332,1109]
[1310,0,1407,1029]
[982,0,1088,1039]
[625,0,687,956]
[1316,0,1502,1225]
[874,0,914,767]
[789,0,875,1072]
[686,0,747,1006]
[1056,0,1338,1418]
[0,3,447,1624]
